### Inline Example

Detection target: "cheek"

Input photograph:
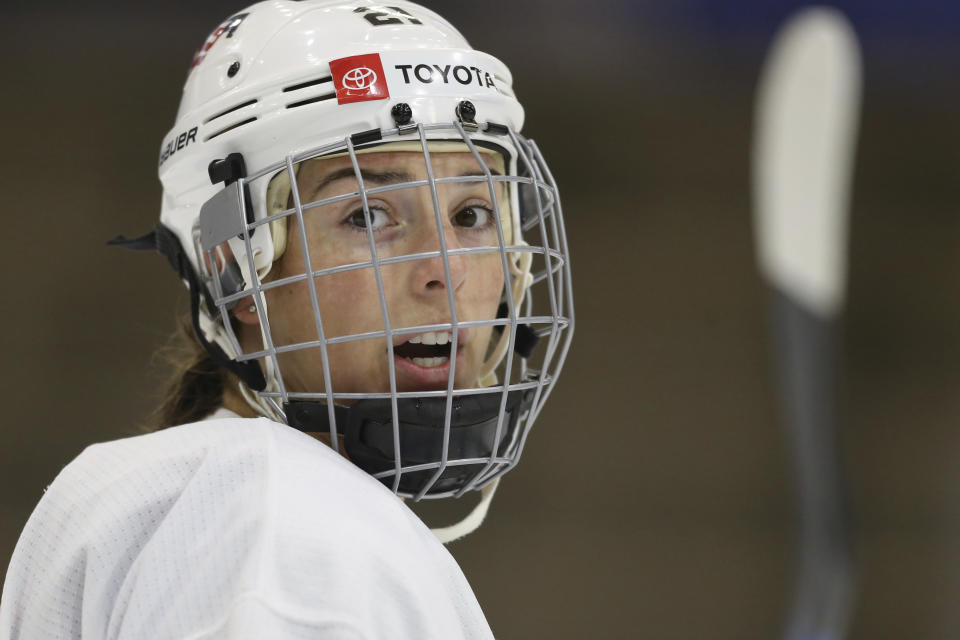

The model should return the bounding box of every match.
[465,257,506,357]
[274,232,387,335]
[475,255,506,305]
[324,337,386,391]
[314,271,388,337]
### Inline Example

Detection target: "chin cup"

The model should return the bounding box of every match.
[284,387,534,497]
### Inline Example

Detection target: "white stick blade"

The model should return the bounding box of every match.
[753,6,862,318]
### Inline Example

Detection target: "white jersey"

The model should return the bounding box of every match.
[0,410,493,639]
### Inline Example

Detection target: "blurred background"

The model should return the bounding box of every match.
[2,0,959,637]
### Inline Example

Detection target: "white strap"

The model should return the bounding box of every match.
[430,479,500,544]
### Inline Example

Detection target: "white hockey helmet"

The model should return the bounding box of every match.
[124,0,572,529]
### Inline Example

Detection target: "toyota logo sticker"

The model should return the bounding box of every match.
[342,67,378,91]
[329,51,505,107]
[329,54,390,104]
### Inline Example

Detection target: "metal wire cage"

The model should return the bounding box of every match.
[193,121,573,500]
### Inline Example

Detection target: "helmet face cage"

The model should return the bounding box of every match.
[193,120,573,499]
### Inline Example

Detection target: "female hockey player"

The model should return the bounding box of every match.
[0,1,572,637]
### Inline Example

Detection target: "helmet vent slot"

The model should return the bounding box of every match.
[283,76,333,92]
[203,99,258,125]
[286,93,337,109]
[205,117,257,142]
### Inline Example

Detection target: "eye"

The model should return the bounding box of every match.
[345,205,391,231]
[452,205,492,229]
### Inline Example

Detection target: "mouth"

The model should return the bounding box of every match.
[391,330,463,367]
[389,329,468,386]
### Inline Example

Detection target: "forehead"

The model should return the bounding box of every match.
[296,148,506,189]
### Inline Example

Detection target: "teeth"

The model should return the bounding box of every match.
[406,331,452,346]
[409,356,449,367]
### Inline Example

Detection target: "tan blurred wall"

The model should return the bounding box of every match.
[2,4,960,638]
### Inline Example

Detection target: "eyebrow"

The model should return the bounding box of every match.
[458,169,504,178]
[307,168,412,197]
[306,166,504,199]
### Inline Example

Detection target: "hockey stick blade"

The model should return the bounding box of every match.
[752,7,862,640]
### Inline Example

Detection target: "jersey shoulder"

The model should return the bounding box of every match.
[1,414,492,640]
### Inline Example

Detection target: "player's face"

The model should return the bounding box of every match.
[264,149,508,396]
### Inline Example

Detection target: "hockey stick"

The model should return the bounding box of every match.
[752,7,862,640]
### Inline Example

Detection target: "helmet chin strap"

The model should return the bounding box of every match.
[430,479,500,544]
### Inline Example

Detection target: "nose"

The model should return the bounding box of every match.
[410,215,467,296]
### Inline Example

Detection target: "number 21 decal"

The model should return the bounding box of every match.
[354,6,423,26]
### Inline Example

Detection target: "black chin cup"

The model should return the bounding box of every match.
[284,389,533,497]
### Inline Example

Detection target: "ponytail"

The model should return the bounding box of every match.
[151,314,227,429]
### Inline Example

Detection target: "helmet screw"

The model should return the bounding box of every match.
[456,100,479,132]
[391,102,413,126]
[391,102,418,135]
[227,61,241,78]
[456,100,476,122]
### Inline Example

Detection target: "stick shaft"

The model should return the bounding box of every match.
[771,288,854,640]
